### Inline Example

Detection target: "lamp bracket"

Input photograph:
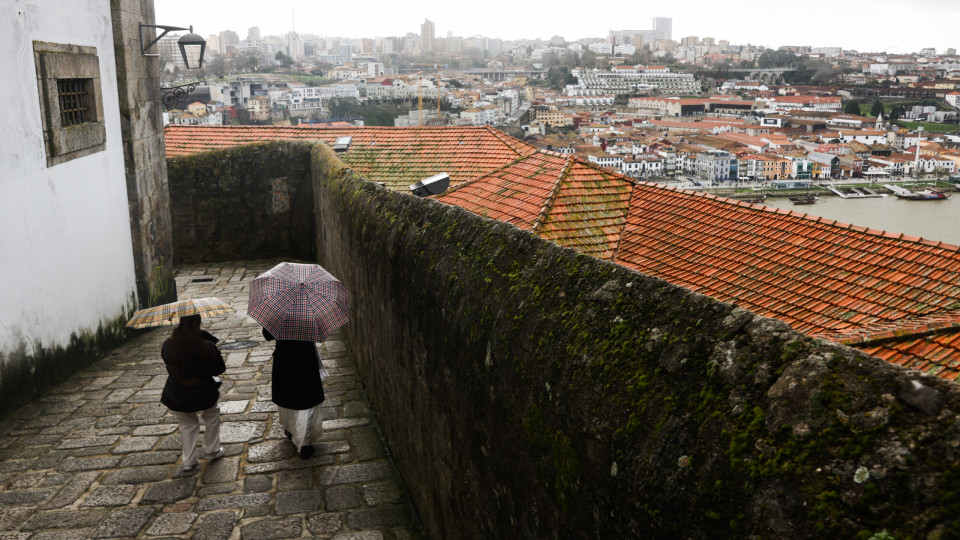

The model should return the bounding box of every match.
[140,23,191,57]
[161,80,205,110]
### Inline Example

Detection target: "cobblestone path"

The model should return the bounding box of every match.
[0,261,422,539]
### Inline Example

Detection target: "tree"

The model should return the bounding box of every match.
[844,101,861,115]
[580,50,597,69]
[545,66,575,91]
[889,104,906,122]
[274,51,294,68]
[757,50,800,68]
[871,100,885,117]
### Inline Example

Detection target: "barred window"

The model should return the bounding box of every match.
[33,42,105,167]
[57,79,90,126]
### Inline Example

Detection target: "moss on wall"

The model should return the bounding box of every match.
[166,141,315,263]
[0,295,137,417]
[308,141,960,540]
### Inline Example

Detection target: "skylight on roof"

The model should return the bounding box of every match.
[334,136,352,152]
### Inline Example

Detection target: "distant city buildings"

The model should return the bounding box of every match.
[572,65,701,95]
[421,19,435,53]
[173,14,960,186]
[609,16,673,46]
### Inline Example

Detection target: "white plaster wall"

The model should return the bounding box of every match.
[0,0,138,357]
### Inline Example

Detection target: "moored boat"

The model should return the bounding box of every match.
[789,195,818,205]
[733,194,767,204]
[895,189,951,201]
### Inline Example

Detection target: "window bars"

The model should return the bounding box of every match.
[57,79,88,126]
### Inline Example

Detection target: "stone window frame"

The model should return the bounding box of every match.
[33,41,106,168]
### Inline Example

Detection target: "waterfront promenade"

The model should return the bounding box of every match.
[0,261,421,539]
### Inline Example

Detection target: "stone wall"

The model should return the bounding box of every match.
[166,142,315,263]
[111,0,177,309]
[310,142,960,539]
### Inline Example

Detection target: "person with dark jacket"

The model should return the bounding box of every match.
[263,327,325,459]
[161,314,227,472]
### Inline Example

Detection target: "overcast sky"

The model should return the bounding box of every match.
[156,0,959,54]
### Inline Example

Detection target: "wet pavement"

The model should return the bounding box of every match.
[0,260,421,539]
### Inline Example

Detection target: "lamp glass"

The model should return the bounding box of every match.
[178,33,206,69]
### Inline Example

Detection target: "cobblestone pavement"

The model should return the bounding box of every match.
[0,261,422,539]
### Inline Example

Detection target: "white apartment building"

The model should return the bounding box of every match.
[694,150,736,181]
[286,32,304,61]
[758,96,842,112]
[166,110,223,125]
[917,156,957,174]
[574,95,615,106]
[573,65,700,95]
[622,155,663,177]
[461,105,499,125]
[271,85,323,114]
[317,82,360,100]
[586,151,624,169]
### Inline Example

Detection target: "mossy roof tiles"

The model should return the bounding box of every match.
[164,125,537,191]
[439,152,634,259]
[614,183,960,376]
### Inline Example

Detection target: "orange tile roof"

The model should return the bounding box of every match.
[439,152,634,259]
[164,125,537,190]
[614,185,960,344]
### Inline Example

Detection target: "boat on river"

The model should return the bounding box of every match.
[894,189,951,201]
[789,194,818,205]
[732,194,767,204]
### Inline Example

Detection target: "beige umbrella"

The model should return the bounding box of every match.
[125,297,235,329]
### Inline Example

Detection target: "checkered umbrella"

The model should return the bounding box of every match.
[248,262,350,342]
[125,297,235,329]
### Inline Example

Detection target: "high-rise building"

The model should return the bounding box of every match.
[652,17,672,41]
[219,30,240,55]
[286,31,304,61]
[609,17,672,46]
[247,27,260,41]
[421,19,435,52]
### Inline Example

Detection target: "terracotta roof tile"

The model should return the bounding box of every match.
[164,125,537,191]
[439,152,635,259]
[613,183,960,365]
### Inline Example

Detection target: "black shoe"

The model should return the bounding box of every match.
[300,445,315,459]
[284,430,292,440]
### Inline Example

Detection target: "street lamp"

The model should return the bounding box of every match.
[140,24,208,110]
[139,24,207,69]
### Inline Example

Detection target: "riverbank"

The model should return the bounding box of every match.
[663,179,959,199]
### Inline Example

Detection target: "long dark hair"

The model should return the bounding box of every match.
[168,314,205,373]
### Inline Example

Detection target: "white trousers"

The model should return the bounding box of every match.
[175,407,221,466]
[278,405,323,451]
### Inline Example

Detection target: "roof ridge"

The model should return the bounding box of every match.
[484,125,537,157]
[610,182,640,264]
[532,155,575,234]
[441,152,538,196]
[815,311,960,346]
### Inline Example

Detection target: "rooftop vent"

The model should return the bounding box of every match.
[410,173,450,197]
[333,136,352,152]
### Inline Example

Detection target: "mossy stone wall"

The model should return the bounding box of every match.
[166,142,315,263]
[310,142,960,540]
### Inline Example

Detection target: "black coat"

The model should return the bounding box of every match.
[263,328,325,410]
[160,331,226,413]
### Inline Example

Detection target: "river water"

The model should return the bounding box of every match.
[759,194,959,246]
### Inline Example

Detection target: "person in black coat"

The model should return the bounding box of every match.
[263,327,325,459]
[161,314,227,471]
